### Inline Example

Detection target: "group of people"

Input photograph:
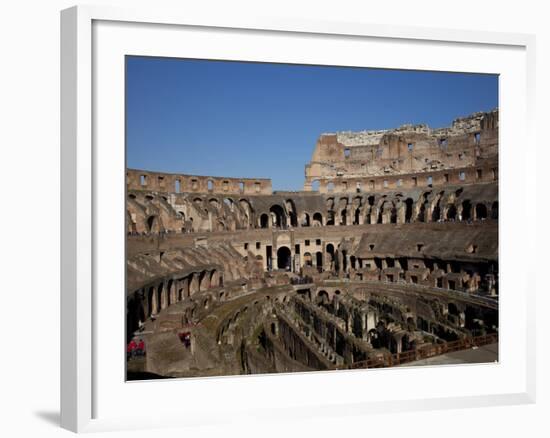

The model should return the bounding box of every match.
[127,338,146,360]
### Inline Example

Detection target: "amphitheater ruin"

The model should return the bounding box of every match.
[126,109,499,379]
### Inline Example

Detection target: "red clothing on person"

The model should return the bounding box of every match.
[137,340,145,350]
[128,340,137,352]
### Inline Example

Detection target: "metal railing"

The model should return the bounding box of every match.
[349,333,498,369]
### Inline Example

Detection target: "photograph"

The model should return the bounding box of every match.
[125,57,499,380]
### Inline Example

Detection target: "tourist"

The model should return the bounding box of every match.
[136,339,145,357]
[127,339,137,360]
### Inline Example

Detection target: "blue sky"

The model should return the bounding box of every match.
[126,57,498,191]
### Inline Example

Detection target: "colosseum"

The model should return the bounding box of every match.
[126,109,499,379]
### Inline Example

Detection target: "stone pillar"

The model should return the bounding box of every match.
[152,287,158,315]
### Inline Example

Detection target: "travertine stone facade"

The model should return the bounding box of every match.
[304,110,498,192]
[126,109,499,380]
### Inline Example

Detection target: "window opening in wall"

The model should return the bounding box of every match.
[427,176,433,186]
[459,171,466,181]
[239,181,245,193]
[295,244,300,254]
[440,138,448,148]
[476,169,483,179]
[356,182,361,193]
[407,143,414,151]
[158,176,164,186]
[397,179,402,187]
[191,179,198,190]
[244,243,248,250]
[316,239,321,245]
[256,242,261,249]
[369,244,375,251]
[417,243,424,252]
[444,174,449,183]
[305,240,310,246]
[175,179,181,193]
[492,168,498,180]
[412,177,417,187]
[344,148,350,158]
[223,181,229,191]
[342,181,348,191]
[458,153,464,160]
[140,175,147,186]
[369,180,375,189]
[474,132,481,144]
[327,182,335,192]
[254,182,261,193]
[207,180,214,191]
[383,180,388,188]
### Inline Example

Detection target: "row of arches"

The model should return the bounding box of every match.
[128,189,498,235]
[126,269,223,340]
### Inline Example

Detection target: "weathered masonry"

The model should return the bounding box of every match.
[126,109,499,379]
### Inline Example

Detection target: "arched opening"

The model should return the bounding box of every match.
[146,215,159,233]
[341,209,347,225]
[326,244,335,270]
[303,252,312,267]
[390,205,397,223]
[312,212,323,226]
[199,271,210,291]
[461,200,472,221]
[377,202,385,224]
[301,213,310,227]
[432,204,441,222]
[316,290,329,306]
[476,203,488,220]
[207,180,214,191]
[327,182,335,192]
[311,180,320,191]
[276,246,291,271]
[285,199,298,227]
[447,204,457,220]
[326,211,335,226]
[316,252,323,271]
[260,213,269,228]
[269,205,286,229]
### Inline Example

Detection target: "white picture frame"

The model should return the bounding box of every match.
[60,4,536,433]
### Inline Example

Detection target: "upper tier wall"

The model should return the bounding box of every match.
[304,109,498,190]
[127,169,273,195]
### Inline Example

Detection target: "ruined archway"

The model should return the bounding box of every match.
[277,246,291,270]
[270,205,286,228]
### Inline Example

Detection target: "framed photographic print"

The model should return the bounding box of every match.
[61,4,536,433]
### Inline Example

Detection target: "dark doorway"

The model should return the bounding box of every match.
[277,246,291,270]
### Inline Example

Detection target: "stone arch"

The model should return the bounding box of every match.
[316,251,323,270]
[316,290,330,305]
[199,271,210,291]
[446,204,457,220]
[146,215,160,233]
[276,246,291,271]
[189,274,199,296]
[285,199,298,227]
[312,212,323,226]
[259,213,269,228]
[405,198,414,223]
[475,203,488,220]
[461,200,472,221]
[269,204,286,228]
